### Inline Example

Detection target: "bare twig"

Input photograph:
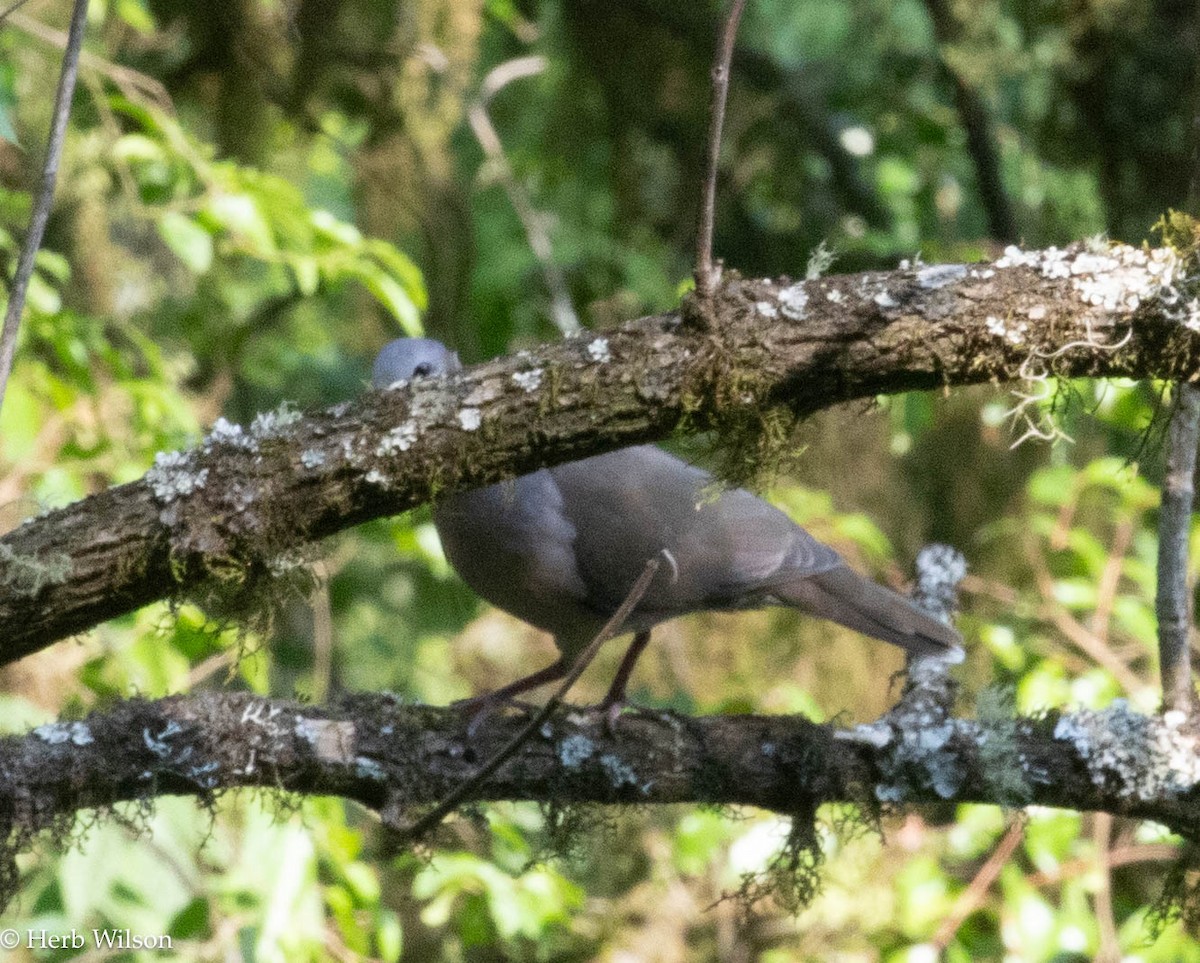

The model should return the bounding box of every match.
[0,0,88,420]
[466,56,580,337]
[8,11,173,112]
[932,821,1024,950]
[1028,540,1152,697]
[1154,45,1200,716]
[397,554,662,842]
[1089,517,1134,645]
[0,0,35,28]
[1156,384,1200,713]
[1026,843,1179,887]
[920,0,1018,243]
[1092,812,1122,963]
[694,0,747,301]
[310,566,334,702]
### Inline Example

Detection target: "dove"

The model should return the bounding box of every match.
[372,338,963,718]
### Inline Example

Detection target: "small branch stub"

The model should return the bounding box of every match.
[692,0,748,311]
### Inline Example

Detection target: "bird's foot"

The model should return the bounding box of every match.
[575,698,630,738]
[451,694,537,739]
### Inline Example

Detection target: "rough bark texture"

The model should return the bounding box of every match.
[0,246,1195,664]
[7,691,1200,843]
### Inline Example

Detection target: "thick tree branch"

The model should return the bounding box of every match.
[6,691,1200,849]
[1,244,1197,664]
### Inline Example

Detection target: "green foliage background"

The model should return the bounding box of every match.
[0,0,1196,959]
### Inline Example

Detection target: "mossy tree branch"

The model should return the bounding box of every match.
[1,244,1197,665]
[5,692,1200,852]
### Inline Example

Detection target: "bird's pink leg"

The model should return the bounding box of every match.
[454,657,569,737]
[595,630,652,732]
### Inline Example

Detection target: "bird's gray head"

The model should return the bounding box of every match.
[371,338,462,389]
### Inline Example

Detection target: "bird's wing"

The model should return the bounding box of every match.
[550,446,841,615]
[433,471,595,635]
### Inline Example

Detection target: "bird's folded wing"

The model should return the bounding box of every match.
[551,445,841,614]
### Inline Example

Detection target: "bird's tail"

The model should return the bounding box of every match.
[775,564,964,662]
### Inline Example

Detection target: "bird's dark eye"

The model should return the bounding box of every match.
[413,362,434,377]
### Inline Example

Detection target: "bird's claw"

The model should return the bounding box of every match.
[573,698,630,737]
[451,695,537,739]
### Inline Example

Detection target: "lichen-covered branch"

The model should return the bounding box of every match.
[1,243,1197,664]
[5,692,1200,863]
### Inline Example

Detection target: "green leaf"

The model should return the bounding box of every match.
[364,239,428,309]
[116,0,157,33]
[348,264,423,334]
[290,255,320,295]
[203,192,276,254]
[376,911,403,963]
[158,211,214,273]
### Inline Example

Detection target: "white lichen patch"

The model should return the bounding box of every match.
[1054,699,1200,801]
[985,315,1029,345]
[300,448,326,468]
[512,368,544,393]
[599,752,646,792]
[187,762,220,788]
[266,551,306,576]
[995,244,1180,313]
[916,264,968,290]
[805,240,837,279]
[241,700,284,728]
[250,404,302,438]
[777,283,809,320]
[457,407,482,431]
[355,756,387,781]
[873,719,966,802]
[293,716,355,762]
[826,288,845,304]
[1027,305,1047,321]
[33,721,94,746]
[376,422,419,456]
[226,482,257,512]
[558,733,596,768]
[874,290,900,309]
[587,337,612,363]
[147,450,209,503]
[143,721,184,758]
[1181,297,1200,332]
[205,416,258,453]
[364,468,388,486]
[755,301,779,319]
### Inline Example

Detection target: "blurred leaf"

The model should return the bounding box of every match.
[158,211,215,273]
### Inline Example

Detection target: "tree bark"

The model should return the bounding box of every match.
[7,691,1200,844]
[0,244,1194,664]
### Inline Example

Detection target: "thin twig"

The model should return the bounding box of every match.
[1089,517,1133,645]
[466,56,580,337]
[397,554,663,842]
[0,0,35,28]
[1092,813,1122,963]
[1156,383,1200,713]
[920,0,1018,243]
[694,0,747,301]
[0,0,88,420]
[1027,540,1151,697]
[8,11,173,112]
[1025,843,1179,887]
[931,820,1024,950]
[310,566,334,703]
